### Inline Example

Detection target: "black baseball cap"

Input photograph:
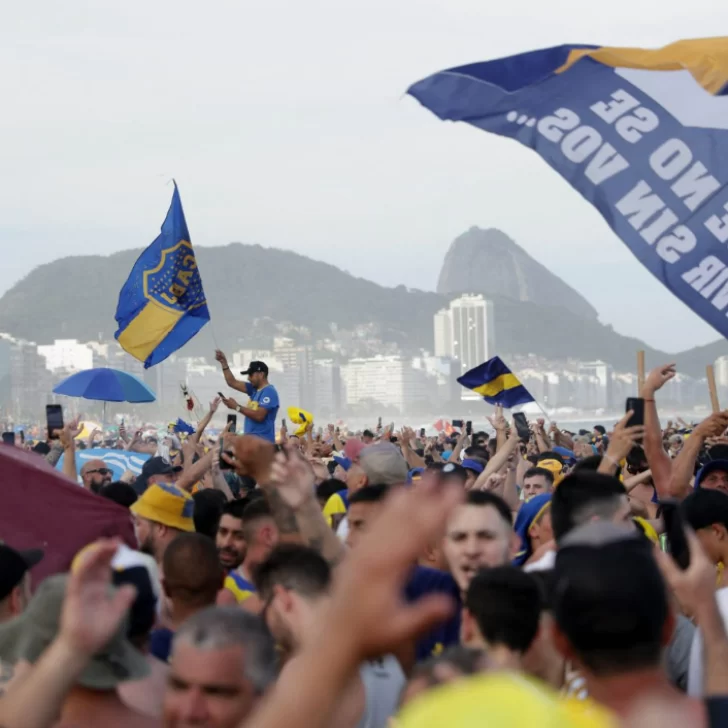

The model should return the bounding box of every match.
[0,544,44,600]
[141,456,182,479]
[133,456,183,495]
[241,361,268,376]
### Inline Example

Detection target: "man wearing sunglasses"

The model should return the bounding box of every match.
[80,459,113,493]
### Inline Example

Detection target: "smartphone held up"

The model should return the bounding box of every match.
[46,404,64,440]
[625,397,645,429]
[512,412,531,441]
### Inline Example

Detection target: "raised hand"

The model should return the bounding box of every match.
[694,411,728,440]
[267,445,316,510]
[210,396,221,412]
[487,404,507,432]
[313,478,463,659]
[60,540,136,657]
[479,472,506,492]
[214,349,229,368]
[605,411,645,462]
[643,363,677,396]
[220,395,239,411]
[226,434,276,483]
[654,527,715,619]
[59,417,82,449]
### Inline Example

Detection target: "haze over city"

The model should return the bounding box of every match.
[3,1,728,352]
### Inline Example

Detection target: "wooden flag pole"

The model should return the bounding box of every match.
[637,350,645,394]
[707,365,721,413]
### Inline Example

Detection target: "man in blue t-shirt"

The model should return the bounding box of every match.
[215,351,280,443]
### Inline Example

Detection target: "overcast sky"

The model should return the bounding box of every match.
[2,1,726,353]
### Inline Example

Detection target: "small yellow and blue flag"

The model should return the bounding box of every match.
[457,356,535,408]
[115,185,210,368]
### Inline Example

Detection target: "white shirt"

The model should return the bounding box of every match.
[357,656,405,728]
[688,586,728,696]
[337,516,350,542]
[523,549,556,573]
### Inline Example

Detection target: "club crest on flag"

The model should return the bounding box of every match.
[115,184,210,368]
[144,240,206,312]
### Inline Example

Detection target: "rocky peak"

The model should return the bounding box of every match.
[436,227,598,319]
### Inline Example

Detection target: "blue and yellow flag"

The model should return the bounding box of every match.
[458,356,534,408]
[409,38,728,341]
[115,185,210,368]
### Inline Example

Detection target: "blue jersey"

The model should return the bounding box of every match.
[150,626,175,663]
[405,566,461,661]
[243,383,279,442]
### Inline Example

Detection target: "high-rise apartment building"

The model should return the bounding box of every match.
[341,356,429,414]
[433,295,495,372]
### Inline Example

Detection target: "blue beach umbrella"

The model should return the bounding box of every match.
[53,368,156,403]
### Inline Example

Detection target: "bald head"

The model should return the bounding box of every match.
[80,458,112,493]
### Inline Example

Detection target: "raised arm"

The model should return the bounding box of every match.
[190,397,221,445]
[220,394,269,424]
[487,405,507,452]
[45,442,64,468]
[59,419,82,484]
[215,349,252,396]
[472,427,520,490]
[128,429,157,455]
[0,540,135,728]
[177,450,214,493]
[244,478,462,728]
[533,419,552,453]
[209,447,234,501]
[549,422,574,450]
[450,429,470,463]
[657,529,728,697]
[597,412,644,477]
[399,427,425,469]
[501,454,521,512]
[265,446,346,566]
[669,412,728,500]
[641,363,677,498]
[329,425,343,453]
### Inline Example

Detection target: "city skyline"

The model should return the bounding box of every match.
[0,317,720,424]
[3,2,728,353]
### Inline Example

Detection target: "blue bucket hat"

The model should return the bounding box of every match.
[513,493,552,567]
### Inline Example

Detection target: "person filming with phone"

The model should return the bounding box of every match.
[214,351,280,443]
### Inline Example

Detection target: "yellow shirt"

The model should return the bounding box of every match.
[224,571,256,604]
[322,492,348,528]
[396,672,615,728]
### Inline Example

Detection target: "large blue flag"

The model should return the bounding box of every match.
[115,185,210,368]
[458,356,535,408]
[408,38,728,339]
[57,448,151,483]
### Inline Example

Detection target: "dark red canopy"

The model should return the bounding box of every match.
[0,446,136,586]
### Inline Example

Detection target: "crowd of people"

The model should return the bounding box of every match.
[2,357,728,726]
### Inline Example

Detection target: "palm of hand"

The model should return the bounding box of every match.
[62,583,120,655]
[276,457,315,508]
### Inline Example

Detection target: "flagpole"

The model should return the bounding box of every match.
[208,322,222,352]
[510,362,552,427]
[533,401,553,427]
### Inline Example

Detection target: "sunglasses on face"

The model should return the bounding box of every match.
[86,468,112,476]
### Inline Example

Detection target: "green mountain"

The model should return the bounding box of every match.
[0,238,722,377]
